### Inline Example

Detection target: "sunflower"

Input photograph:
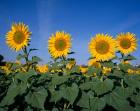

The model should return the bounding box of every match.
[36,64,49,74]
[102,67,112,76]
[88,34,116,61]
[127,69,135,74]
[48,31,71,58]
[0,62,12,75]
[116,32,137,55]
[6,23,31,51]
[66,60,76,69]
[80,65,88,74]
[121,60,131,65]
[88,59,101,68]
[135,69,140,74]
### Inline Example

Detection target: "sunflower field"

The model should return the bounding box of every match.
[0,22,140,111]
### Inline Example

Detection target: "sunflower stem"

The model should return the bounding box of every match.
[121,79,124,88]
[23,47,30,71]
[22,47,28,62]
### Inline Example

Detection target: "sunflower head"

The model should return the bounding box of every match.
[15,60,21,65]
[88,59,101,68]
[48,31,71,59]
[121,60,131,65]
[6,22,31,51]
[116,32,137,55]
[102,67,111,76]
[135,69,140,74]
[66,60,76,69]
[88,34,116,61]
[36,64,49,74]
[80,65,88,74]
[127,69,135,74]
[0,62,12,75]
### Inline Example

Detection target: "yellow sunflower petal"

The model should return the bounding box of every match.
[88,59,101,68]
[48,31,72,58]
[36,64,49,74]
[116,32,137,55]
[6,22,31,51]
[88,33,116,61]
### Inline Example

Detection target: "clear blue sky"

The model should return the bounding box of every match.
[0,0,140,65]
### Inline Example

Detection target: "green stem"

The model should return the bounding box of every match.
[63,102,67,111]
[66,103,70,109]
[23,47,28,63]
[121,79,124,88]
[121,53,124,59]
[62,56,66,61]
[22,47,30,71]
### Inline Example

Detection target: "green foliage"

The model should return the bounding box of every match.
[1,53,140,111]
[25,88,48,109]
[61,83,79,104]
[32,56,42,63]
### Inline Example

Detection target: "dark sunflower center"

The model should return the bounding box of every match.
[95,40,110,54]
[55,39,67,51]
[13,31,25,44]
[120,38,131,49]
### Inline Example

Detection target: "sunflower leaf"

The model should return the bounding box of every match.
[25,88,48,110]
[123,55,137,61]
[16,54,26,60]
[32,56,42,63]
[90,97,106,111]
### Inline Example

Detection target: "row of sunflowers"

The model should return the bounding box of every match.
[0,23,140,111]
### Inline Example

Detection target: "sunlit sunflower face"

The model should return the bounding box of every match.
[88,59,101,68]
[36,64,49,74]
[116,32,137,55]
[88,34,116,61]
[66,60,76,69]
[48,31,71,58]
[6,23,31,51]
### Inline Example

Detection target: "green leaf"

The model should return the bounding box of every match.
[68,52,75,55]
[104,91,134,111]
[89,97,106,111]
[0,108,8,111]
[87,67,101,75]
[119,63,133,72]
[101,61,114,68]
[124,76,140,88]
[111,70,124,78]
[25,106,33,111]
[52,108,59,111]
[32,56,42,63]
[135,104,140,111]
[50,90,62,103]
[114,87,133,99]
[80,82,95,90]
[25,88,48,109]
[131,93,140,104]
[16,54,26,60]
[123,55,137,61]
[15,70,37,82]
[92,79,113,96]
[29,48,38,52]
[61,83,79,104]
[77,92,90,108]
[81,109,90,111]
[88,57,95,60]
[70,65,80,73]
[0,83,27,106]
[51,76,69,86]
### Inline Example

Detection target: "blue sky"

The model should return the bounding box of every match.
[0,0,140,65]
